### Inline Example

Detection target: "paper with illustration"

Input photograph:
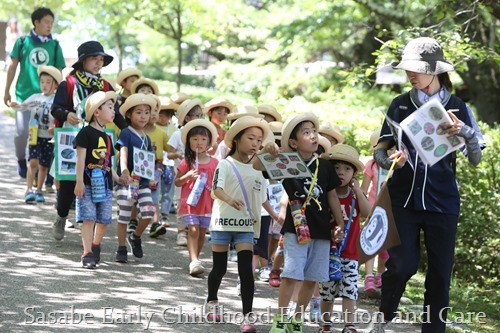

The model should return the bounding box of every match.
[257,152,312,180]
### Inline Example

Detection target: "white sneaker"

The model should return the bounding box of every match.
[176,232,187,246]
[189,260,205,276]
[309,296,320,322]
[229,249,238,262]
[258,267,271,281]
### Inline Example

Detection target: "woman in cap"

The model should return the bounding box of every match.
[367,37,483,333]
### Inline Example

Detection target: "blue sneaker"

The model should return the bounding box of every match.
[35,192,45,203]
[25,192,36,203]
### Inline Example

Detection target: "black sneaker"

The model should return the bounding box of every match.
[81,253,96,269]
[127,233,143,258]
[115,246,128,263]
[149,222,167,238]
[92,244,101,264]
[127,219,138,234]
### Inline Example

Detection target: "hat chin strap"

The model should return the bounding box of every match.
[422,75,436,94]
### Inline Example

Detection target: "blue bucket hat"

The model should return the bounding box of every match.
[72,41,113,69]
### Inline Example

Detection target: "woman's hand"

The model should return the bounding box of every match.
[442,111,462,136]
[390,149,408,168]
[67,112,80,126]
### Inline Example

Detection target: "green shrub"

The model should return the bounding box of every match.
[454,122,499,289]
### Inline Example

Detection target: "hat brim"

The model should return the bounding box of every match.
[281,113,320,151]
[119,93,157,116]
[203,100,234,115]
[85,91,117,122]
[37,65,63,84]
[181,119,218,148]
[224,116,270,149]
[259,109,282,122]
[227,113,264,121]
[130,78,160,96]
[391,60,454,75]
[177,98,204,125]
[117,68,142,86]
[320,149,364,173]
[319,128,344,144]
[72,52,113,69]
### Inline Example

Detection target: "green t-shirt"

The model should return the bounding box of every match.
[10,36,65,102]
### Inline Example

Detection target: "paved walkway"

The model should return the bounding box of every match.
[0,69,421,332]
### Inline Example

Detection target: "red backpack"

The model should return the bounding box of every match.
[54,75,111,128]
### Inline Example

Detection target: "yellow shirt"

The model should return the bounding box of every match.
[146,125,169,161]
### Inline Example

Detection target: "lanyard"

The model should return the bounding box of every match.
[226,159,255,223]
[128,126,148,149]
[335,194,357,255]
[302,156,321,211]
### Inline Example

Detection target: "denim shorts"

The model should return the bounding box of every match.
[183,215,210,229]
[76,186,113,224]
[150,187,160,205]
[281,232,330,282]
[209,231,254,245]
[28,138,54,167]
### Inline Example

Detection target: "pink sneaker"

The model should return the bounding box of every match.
[364,276,376,294]
[241,314,257,332]
[375,273,383,288]
[269,269,281,287]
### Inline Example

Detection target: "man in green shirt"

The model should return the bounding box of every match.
[4,7,65,178]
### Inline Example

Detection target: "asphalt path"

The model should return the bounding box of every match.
[0,71,421,332]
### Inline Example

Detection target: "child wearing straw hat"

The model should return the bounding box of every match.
[175,119,219,276]
[360,127,396,294]
[156,97,179,223]
[204,116,270,333]
[10,65,62,204]
[318,144,371,333]
[258,104,282,123]
[114,93,157,263]
[204,97,234,148]
[131,77,160,96]
[116,67,142,105]
[167,98,205,246]
[319,121,344,146]
[255,112,345,333]
[73,91,122,268]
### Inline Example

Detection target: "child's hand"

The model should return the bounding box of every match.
[332,225,344,243]
[74,182,85,198]
[350,177,360,189]
[120,172,131,185]
[185,169,199,181]
[228,198,245,211]
[67,112,80,126]
[264,142,280,157]
[10,101,20,109]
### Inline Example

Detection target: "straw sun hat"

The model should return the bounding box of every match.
[227,105,264,121]
[318,134,332,153]
[391,37,454,75]
[37,65,63,84]
[258,104,282,122]
[159,96,179,111]
[319,121,344,144]
[119,93,157,116]
[321,143,364,173]
[368,127,382,153]
[177,98,204,125]
[281,112,320,151]
[131,77,160,95]
[84,91,117,122]
[117,67,142,86]
[181,119,218,148]
[224,116,270,149]
[203,97,235,115]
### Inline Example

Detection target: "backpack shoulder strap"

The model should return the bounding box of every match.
[65,75,76,108]
[18,36,26,61]
[103,80,111,92]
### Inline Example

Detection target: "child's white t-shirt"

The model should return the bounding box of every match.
[167,129,184,169]
[210,156,267,238]
[18,93,55,138]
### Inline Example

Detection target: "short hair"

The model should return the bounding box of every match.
[31,7,54,26]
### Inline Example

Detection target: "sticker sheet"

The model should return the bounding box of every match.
[132,146,155,180]
[257,152,312,180]
[399,99,465,166]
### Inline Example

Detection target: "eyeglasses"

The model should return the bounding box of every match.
[187,113,204,119]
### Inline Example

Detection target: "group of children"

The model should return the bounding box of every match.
[13,39,391,333]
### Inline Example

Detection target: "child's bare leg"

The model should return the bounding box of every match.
[135,218,152,237]
[320,299,334,323]
[343,298,356,326]
[26,159,39,193]
[93,223,107,245]
[117,223,127,246]
[278,278,298,310]
[37,165,48,192]
[81,220,96,254]
[187,224,200,261]
[295,280,316,320]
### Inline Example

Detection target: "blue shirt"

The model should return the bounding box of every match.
[115,127,153,187]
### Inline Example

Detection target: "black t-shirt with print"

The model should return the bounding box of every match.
[280,157,341,240]
[73,125,115,189]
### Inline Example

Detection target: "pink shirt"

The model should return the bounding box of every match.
[177,157,218,216]
[363,159,378,205]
